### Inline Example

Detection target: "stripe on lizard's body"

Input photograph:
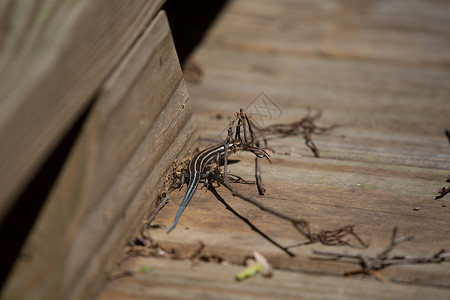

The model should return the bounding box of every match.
[167,142,238,233]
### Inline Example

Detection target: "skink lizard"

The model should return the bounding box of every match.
[167,142,238,233]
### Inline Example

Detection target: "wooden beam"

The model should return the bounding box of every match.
[0,0,165,221]
[1,10,197,300]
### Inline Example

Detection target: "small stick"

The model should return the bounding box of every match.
[228,174,255,184]
[304,131,320,158]
[312,227,450,277]
[244,112,255,146]
[140,188,174,244]
[286,225,368,249]
[143,188,173,231]
[255,156,266,195]
[377,226,412,259]
[313,249,450,267]
[249,108,337,158]
[223,123,234,185]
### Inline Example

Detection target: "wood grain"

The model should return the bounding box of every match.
[187,0,450,161]
[1,10,197,300]
[138,0,449,291]
[150,153,450,286]
[0,0,165,221]
[98,257,450,300]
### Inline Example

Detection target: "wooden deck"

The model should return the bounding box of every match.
[99,0,450,298]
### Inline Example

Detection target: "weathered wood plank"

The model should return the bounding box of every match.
[185,0,450,170]
[98,257,450,300]
[2,11,197,300]
[144,0,450,290]
[150,152,450,286]
[188,110,450,170]
[205,0,450,66]
[0,0,165,221]
[96,0,450,297]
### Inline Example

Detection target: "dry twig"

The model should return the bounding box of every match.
[251,109,337,158]
[312,227,450,278]
[255,156,266,195]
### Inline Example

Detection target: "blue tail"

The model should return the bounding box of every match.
[167,173,200,233]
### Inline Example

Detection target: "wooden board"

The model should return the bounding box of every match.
[151,154,449,286]
[0,0,165,221]
[1,10,198,300]
[99,257,450,300]
[107,0,450,294]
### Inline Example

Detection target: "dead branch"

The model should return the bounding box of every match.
[312,227,450,277]
[286,225,368,249]
[377,227,413,259]
[255,156,266,195]
[250,108,338,158]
